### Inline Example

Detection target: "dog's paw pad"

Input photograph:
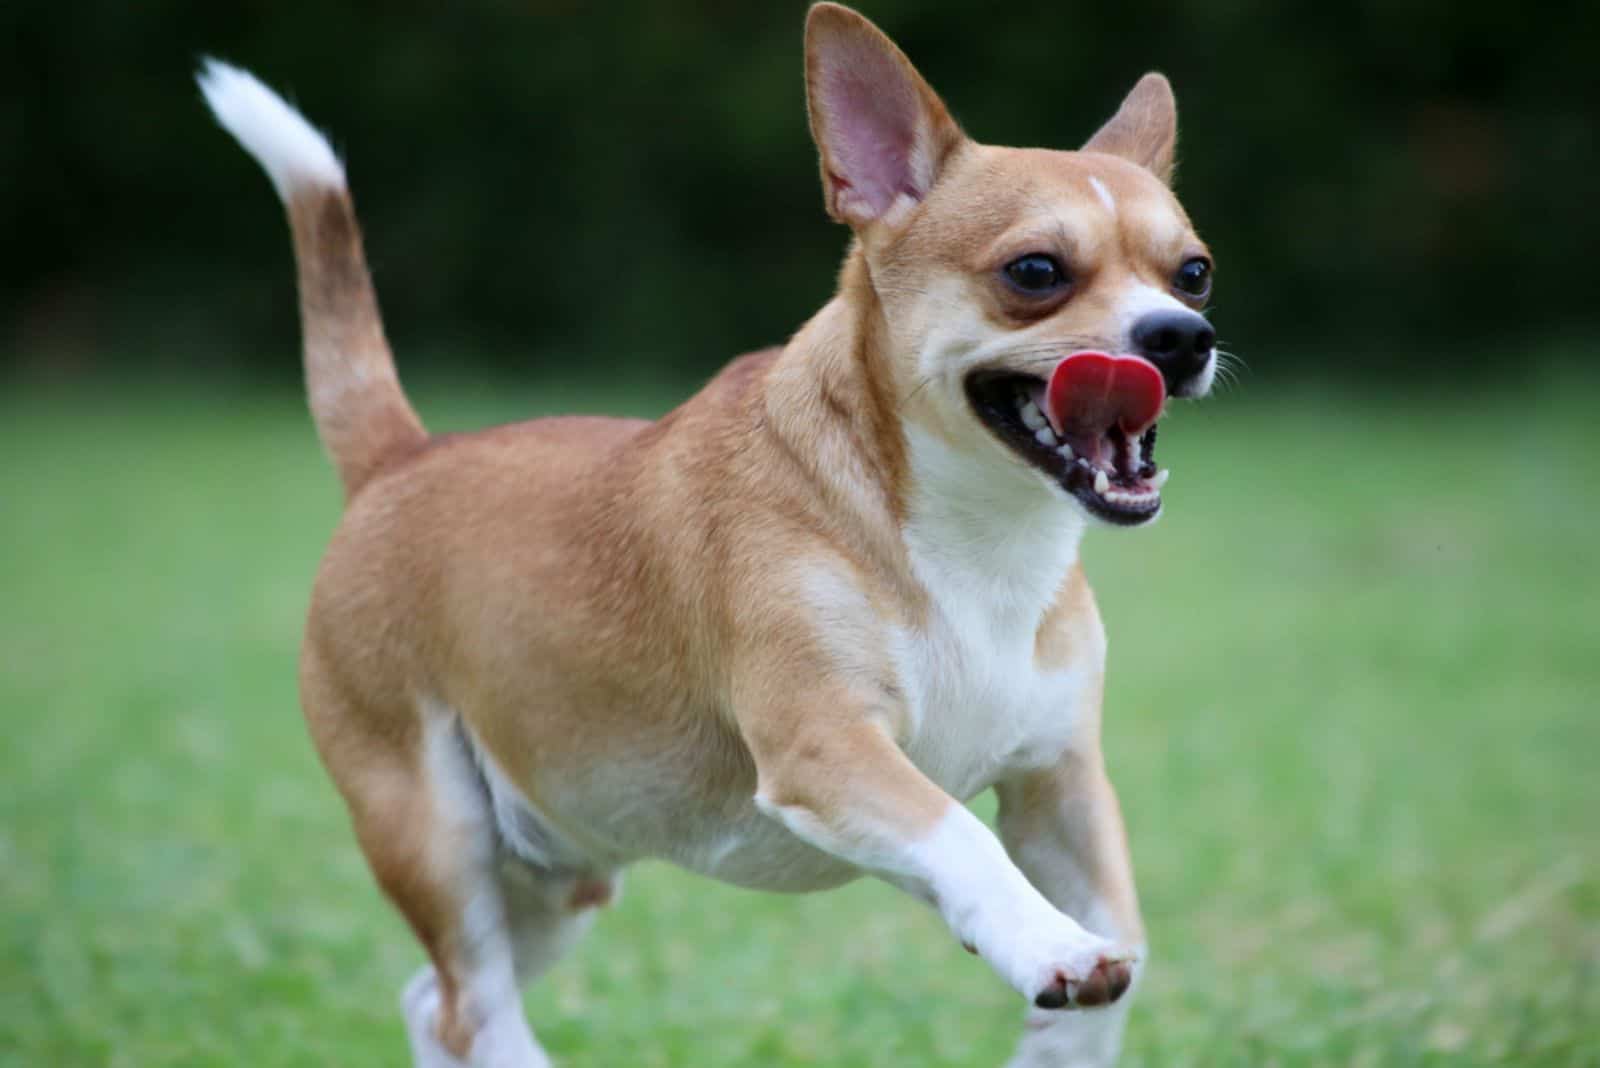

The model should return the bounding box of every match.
[1032,956,1134,1010]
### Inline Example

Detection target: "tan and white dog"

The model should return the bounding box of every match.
[200,5,1217,1065]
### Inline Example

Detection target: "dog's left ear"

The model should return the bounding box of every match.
[1082,73,1178,185]
[804,3,966,228]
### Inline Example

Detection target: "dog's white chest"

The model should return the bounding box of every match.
[890,450,1098,799]
[892,590,1091,801]
[885,426,1101,799]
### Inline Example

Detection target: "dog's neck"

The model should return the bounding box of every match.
[766,255,1087,632]
[899,423,1086,635]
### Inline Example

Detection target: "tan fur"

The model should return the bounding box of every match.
[998,752,1145,950]
[1082,72,1180,185]
[251,5,1216,1061]
[286,188,425,497]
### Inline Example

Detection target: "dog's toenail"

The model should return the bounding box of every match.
[1033,981,1070,1010]
[1075,969,1110,1007]
[1107,962,1132,1002]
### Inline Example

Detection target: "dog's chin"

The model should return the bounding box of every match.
[963,371,1166,528]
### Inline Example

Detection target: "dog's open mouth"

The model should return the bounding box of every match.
[965,352,1169,526]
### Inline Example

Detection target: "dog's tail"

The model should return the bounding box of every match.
[198,60,425,498]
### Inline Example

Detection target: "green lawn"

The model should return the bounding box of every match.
[3,371,1596,1066]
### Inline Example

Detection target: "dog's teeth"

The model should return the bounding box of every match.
[1034,426,1057,447]
[1093,470,1110,494]
[1019,401,1047,431]
[1057,442,1075,460]
[1151,468,1170,490]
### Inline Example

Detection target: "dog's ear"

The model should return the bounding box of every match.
[804,3,965,228]
[1082,73,1178,185]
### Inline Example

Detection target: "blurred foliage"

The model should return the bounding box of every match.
[5,0,1597,379]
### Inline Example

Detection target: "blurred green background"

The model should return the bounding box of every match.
[3,2,1598,1066]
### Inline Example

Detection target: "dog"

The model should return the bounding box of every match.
[199,4,1216,1064]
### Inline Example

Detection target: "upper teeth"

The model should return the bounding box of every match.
[1151,468,1170,489]
[1093,470,1110,494]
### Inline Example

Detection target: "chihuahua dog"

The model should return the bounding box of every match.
[200,4,1216,1065]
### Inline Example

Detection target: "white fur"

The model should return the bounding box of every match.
[909,806,1119,1001]
[1186,350,1218,397]
[1115,280,1194,337]
[403,967,552,1068]
[1088,176,1117,216]
[408,711,548,1067]
[895,424,1095,800]
[1006,1000,1134,1068]
[197,60,345,201]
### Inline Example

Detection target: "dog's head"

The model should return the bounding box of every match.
[805,3,1216,527]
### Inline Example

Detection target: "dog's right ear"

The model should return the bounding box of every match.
[1082,73,1178,185]
[804,3,965,229]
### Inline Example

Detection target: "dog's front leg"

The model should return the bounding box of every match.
[995,751,1145,1067]
[745,699,1135,1011]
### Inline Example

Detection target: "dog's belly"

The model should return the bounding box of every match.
[490,758,860,892]
[464,703,861,893]
[664,808,864,893]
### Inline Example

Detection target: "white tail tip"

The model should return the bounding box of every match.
[197,58,344,201]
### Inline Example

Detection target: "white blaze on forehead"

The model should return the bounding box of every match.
[1088,176,1117,217]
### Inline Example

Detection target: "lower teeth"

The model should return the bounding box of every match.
[1001,398,1169,505]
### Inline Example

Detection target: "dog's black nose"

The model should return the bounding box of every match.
[1130,310,1215,394]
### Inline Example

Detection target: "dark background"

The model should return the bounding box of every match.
[6,0,1597,381]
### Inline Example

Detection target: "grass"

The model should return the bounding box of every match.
[2,369,1597,1066]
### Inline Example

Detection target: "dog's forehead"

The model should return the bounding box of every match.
[908,145,1196,268]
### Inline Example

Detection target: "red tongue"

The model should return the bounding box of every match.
[1044,352,1165,437]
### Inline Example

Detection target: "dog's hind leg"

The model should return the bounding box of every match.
[396,842,612,1068]
[300,649,551,1068]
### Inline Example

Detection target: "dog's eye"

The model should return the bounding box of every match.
[1003,254,1068,294]
[1173,257,1212,299]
